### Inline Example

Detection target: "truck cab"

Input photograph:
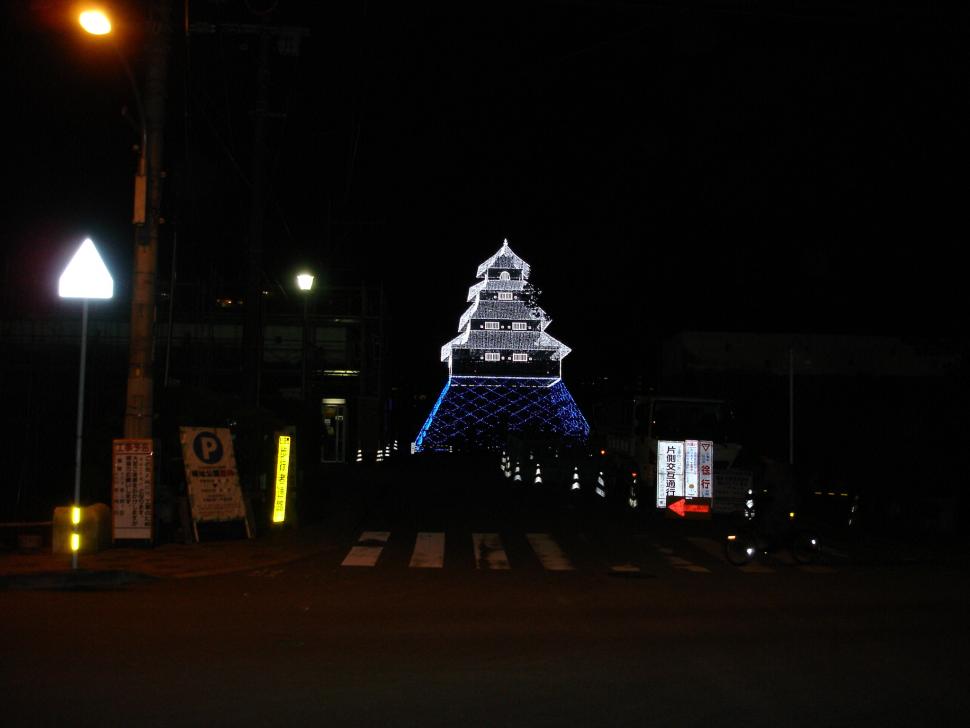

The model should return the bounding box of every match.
[591,395,747,512]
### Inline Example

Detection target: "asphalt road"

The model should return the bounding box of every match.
[2,455,967,727]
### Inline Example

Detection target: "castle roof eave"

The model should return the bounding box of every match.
[475,240,531,279]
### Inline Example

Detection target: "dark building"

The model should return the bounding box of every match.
[0,283,389,522]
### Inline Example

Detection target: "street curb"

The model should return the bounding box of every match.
[0,569,158,591]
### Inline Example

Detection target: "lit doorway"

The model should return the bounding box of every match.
[321,398,347,463]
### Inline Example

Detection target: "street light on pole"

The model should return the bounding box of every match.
[297,273,314,402]
[59,238,114,569]
[79,3,170,440]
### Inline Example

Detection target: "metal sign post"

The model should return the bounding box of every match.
[59,238,113,568]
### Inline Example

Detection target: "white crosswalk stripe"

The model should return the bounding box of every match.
[655,543,710,573]
[526,533,574,571]
[337,530,823,575]
[472,533,511,570]
[341,531,390,567]
[409,532,445,568]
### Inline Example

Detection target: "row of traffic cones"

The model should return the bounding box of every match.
[499,451,587,490]
[354,440,401,464]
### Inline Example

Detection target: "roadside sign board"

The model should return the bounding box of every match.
[712,471,753,514]
[656,440,684,509]
[698,441,714,498]
[111,438,153,541]
[272,434,292,524]
[179,427,251,540]
[657,439,718,517]
[685,440,699,498]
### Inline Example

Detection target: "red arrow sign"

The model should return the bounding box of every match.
[667,498,711,518]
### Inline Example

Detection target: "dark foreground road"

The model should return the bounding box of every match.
[2,457,967,727]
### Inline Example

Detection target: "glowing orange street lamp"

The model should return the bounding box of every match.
[79,9,111,35]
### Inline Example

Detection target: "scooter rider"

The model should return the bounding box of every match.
[759,459,800,549]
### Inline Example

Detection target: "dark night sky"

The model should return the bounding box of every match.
[2,1,967,391]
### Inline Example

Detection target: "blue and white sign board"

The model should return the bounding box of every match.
[179,427,251,540]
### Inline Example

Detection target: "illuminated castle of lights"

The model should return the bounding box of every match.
[414,240,589,452]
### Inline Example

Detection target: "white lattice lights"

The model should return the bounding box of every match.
[441,239,571,383]
[414,239,588,452]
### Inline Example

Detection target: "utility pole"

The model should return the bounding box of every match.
[243,26,271,408]
[124,0,171,439]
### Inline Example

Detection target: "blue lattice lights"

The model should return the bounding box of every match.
[415,240,589,452]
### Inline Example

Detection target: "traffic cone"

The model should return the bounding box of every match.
[534,463,543,485]
[571,466,581,491]
[513,461,522,482]
[355,448,363,464]
[500,451,508,474]
[505,458,512,478]
[393,440,399,453]
[377,448,384,463]
[384,445,391,459]
[596,471,606,497]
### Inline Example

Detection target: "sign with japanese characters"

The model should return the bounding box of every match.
[272,434,292,524]
[179,427,249,537]
[698,440,714,498]
[112,438,154,541]
[712,471,753,514]
[684,440,699,498]
[656,440,684,509]
[657,439,718,513]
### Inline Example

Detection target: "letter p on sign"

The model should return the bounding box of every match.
[192,431,224,464]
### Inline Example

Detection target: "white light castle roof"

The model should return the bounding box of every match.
[440,240,571,368]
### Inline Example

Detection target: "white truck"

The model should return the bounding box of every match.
[591,395,752,515]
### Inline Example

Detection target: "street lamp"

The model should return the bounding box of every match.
[79,9,111,35]
[297,273,314,401]
[79,3,170,440]
[59,238,114,569]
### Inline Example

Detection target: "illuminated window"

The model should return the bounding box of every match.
[512,322,527,331]
[500,271,510,281]
[484,321,500,330]
[512,353,528,362]
[485,352,500,362]
[498,292,513,301]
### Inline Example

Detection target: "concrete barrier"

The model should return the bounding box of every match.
[52,503,111,554]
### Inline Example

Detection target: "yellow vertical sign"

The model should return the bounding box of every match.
[273,435,291,523]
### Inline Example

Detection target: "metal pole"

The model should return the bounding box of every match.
[163,228,177,388]
[72,300,89,570]
[789,345,794,466]
[301,294,309,401]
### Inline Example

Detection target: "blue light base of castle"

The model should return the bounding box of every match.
[414,377,590,452]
